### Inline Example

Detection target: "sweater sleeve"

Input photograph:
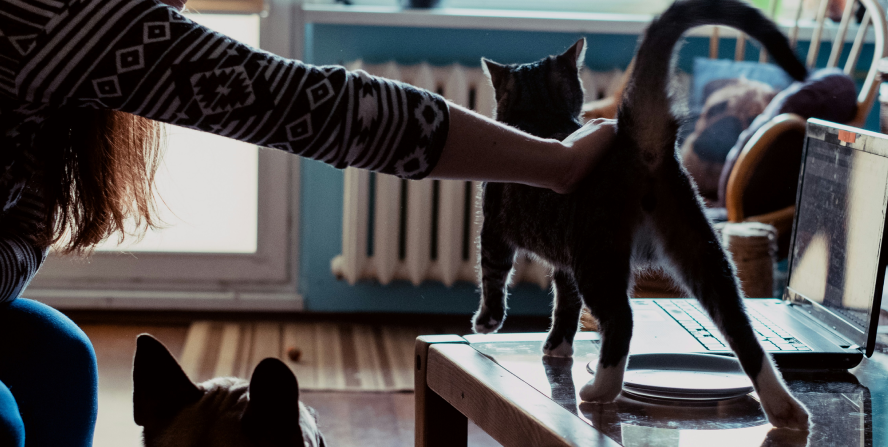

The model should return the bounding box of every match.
[18,0,449,179]
[0,186,49,305]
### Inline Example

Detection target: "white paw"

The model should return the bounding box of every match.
[754,355,811,431]
[471,307,504,334]
[473,317,501,334]
[761,392,810,431]
[542,337,574,358]
[579,377,622,403]
[579,356,627,403]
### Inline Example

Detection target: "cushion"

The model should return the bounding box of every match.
[680,58,797,200]
[689,57,795,116]
[716,68,859,208]
[681,77,777,200]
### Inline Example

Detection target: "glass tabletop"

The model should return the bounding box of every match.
[467,333,888,447]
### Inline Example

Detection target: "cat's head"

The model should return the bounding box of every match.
[133,334,325,447]
[482,38,587,139]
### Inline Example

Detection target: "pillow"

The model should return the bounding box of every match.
[681,77,777,200]
[690,57,795,116]
[679,58,798,200]
[716,68,859,208]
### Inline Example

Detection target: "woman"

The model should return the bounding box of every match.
[0,0,615,445]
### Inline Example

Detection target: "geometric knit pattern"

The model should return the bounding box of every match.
[1,0,449,209]
[0,0,451,303]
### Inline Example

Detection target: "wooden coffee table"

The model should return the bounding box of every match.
[415,332,888,447]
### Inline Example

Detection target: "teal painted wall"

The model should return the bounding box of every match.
[299,24,880,314]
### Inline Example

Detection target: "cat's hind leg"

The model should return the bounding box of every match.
[471,226,517,334]
[574,254,633,403]
[654,175,809,430]
[543,269,584,358]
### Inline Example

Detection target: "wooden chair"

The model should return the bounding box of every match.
[721,0,887,258]
[584,0,888,298]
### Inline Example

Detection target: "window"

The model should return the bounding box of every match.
[26,6,303,310]
[96,14,261,255]
[304,0,802,21]
[304,0,674,15]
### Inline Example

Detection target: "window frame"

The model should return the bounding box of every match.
[25,0,305,311]
[303,0,674,15]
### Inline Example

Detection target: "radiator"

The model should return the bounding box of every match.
[331,61,625,288]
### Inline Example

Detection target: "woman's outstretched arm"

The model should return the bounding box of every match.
[430,104,616,193]
[17,0,612,192]
[16,0,612,192]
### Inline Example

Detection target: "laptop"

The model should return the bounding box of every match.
[630,118,887,369]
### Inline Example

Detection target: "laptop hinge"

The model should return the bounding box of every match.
[790,305,859,346]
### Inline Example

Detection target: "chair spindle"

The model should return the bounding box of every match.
[845,8,871,75]
[828,0,857,68]
[807,0,831,68]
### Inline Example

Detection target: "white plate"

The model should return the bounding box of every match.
[587,353,754,401]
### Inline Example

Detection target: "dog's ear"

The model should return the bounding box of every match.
[133,334,202,427]
[243,358,304,446]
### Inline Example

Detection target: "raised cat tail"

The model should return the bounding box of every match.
[618,0,807,167]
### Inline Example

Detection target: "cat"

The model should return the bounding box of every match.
[133,334,326,447]
[471,0,811,430]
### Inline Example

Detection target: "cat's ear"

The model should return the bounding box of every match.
[558,38,587,71]
[132,334,203,427]
[243,358,304,446]
[481,58,510,93]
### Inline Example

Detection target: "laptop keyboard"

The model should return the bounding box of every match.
[655,300,811,352]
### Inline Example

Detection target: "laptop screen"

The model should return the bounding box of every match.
[786,119,888,354]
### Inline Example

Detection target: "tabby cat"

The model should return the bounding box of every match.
[471,0,810,429]
[133,334,325,446]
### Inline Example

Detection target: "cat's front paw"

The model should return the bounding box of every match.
[542,335,574,358]
[471,306,504,334]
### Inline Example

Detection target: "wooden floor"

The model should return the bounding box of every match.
[73,312,533,447]
[69,309,888,446]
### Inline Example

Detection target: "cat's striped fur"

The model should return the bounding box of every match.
[473,0,810,429]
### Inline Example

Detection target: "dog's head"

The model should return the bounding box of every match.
[133,334,325,447]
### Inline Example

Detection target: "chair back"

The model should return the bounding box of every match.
[709,0,887,126]
[712,0,887,257]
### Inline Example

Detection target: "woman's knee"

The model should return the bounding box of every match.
[0,298,97,396]
[0,299,98,447]
[0,298,96,366]
[0,380,25,447]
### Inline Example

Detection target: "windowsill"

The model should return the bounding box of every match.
[303,5,656,34]
[302,4,877,42]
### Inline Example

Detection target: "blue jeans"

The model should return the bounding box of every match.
[0,298,98,447]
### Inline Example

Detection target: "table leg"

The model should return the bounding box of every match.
[415,335,469,447]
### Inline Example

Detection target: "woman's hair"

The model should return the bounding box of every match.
[38,108,165,255]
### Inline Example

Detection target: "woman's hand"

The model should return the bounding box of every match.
[552,118,617,194]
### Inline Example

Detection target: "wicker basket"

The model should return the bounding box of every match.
[719,222,777,298]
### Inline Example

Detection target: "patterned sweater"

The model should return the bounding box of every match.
[0,0,450,304]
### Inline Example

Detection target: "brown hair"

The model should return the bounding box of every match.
[38,108,165,255]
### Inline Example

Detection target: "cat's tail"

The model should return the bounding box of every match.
[618,0,807,167]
